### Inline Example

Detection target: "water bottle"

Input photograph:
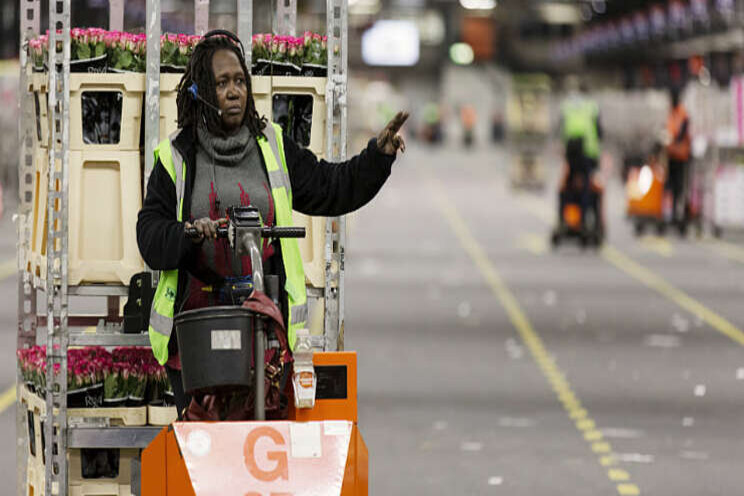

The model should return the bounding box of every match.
[292,328,316,409]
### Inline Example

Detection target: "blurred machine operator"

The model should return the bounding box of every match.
[665,87,691,228]
[560,80,603,227]
[136,31,408,417]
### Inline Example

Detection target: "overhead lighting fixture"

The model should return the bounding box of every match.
[362,20,420,66]
[349,0,381,15]
[459,0,497,10]
[538,3,582,24]
[449,42,475,65]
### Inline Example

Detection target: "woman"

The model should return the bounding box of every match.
[136,31,406,416]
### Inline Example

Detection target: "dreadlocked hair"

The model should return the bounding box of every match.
[176,35,266,139]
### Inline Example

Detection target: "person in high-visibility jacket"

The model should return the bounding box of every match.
[560,82,603,229]
[666,87,691,228]
[136,31,407,417]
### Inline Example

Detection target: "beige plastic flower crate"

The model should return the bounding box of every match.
[253,75,272,123]
[29,72,49,149]
[147,404,178,425]
[269,76,327,156]
[67,150,144,285]
[69,73,145,151]
[159,73,182,140]
[21,385,146,496]
[28,147,53,281]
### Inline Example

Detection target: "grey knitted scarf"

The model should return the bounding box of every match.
[196,123,256,167]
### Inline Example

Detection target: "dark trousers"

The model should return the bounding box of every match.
[667,159,688,223]
[165,365,192,420]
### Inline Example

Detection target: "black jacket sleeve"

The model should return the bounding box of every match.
[136,159,197,270]
[284,136,395,217]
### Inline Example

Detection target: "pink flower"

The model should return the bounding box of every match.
[189,35,202,47]
[167,33,177,44]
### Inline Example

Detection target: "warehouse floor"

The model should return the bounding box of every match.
[2,141,744,494]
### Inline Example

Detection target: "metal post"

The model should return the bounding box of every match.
[144,0,161,189]
[18,2,41,493]
[195,0,210,36]
[237,0,253,68]
[46,0,71,494]
[276,0,297,36]
[324,0,348,351]
[109,0,124,32]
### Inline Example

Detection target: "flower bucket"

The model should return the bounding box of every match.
[160,64,186,73]
[68,383,104,408]
[301,63,327,77]
[70,54,108,73]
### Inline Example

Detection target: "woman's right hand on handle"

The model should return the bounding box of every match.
[184,217,227,243]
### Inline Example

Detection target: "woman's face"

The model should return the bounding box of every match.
[211,49,248,134]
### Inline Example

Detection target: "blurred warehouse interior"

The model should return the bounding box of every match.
[2,0,744,197]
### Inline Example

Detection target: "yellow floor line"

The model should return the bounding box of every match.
[516,190,744,347]
[426,176,640,496]
[601,245,744,346]
[0,258,16,280]
[0,385,17,414]
[706,239,744,265]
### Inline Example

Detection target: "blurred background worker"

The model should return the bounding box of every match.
[559,79,602,229]
[666,87,691,231]
[460,103,477,148]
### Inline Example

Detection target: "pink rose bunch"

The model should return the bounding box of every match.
[161,32,202,67]
[252,32,328,66]
[18,345,171,405]
[27,28,205,72]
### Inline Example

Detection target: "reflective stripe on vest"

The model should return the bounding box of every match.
[148,125,308,365]
[258,123,307,350]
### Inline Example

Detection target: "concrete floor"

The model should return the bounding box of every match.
[3,141,744,494]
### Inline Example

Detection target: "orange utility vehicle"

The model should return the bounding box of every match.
[141,207,368,495]
[626,145,667,236]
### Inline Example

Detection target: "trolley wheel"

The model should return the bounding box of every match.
[634,221,645,237]
[695,220,703,238]
[656,221,666,236]
[551,231,561,249]
[713,225,723,238]
[677,221,688,238]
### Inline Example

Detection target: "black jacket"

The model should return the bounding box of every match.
[137,125,395,350]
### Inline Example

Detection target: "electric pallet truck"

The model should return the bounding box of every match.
[140,206,367,495]
[551,138,604,249]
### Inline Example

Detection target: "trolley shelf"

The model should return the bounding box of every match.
[67,426,162,449]
[69,332,150,347]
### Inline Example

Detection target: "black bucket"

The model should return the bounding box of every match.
[174,306,256,395]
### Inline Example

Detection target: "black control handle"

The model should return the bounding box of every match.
[184,226,229,239]
[262,227,306,239]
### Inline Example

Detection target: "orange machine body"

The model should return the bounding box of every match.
[626,164,666,220]
[141,351,368,496]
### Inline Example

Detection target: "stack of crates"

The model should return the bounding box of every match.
[20,385,147,496]
[25,68,331,338]
[27,72,145,286]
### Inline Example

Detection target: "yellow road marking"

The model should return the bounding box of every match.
[639,236,673,257]
[0,259,17,280]
[0,385,17,413]
[706,239,744,264]
[517,233,549,255]
[609,469,631,481]
[425,176,640,496]
[517,190,744,347]
[602,245,744,346]
[617,483,641,495]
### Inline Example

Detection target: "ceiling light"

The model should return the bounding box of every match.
[459,0,497,11]
[449,42,475,65]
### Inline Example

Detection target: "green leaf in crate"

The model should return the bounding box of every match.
[119,50,133,70]
[94,42,106,58]
[76,43,91,60]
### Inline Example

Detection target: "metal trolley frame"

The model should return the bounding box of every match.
[15,0,349,493]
